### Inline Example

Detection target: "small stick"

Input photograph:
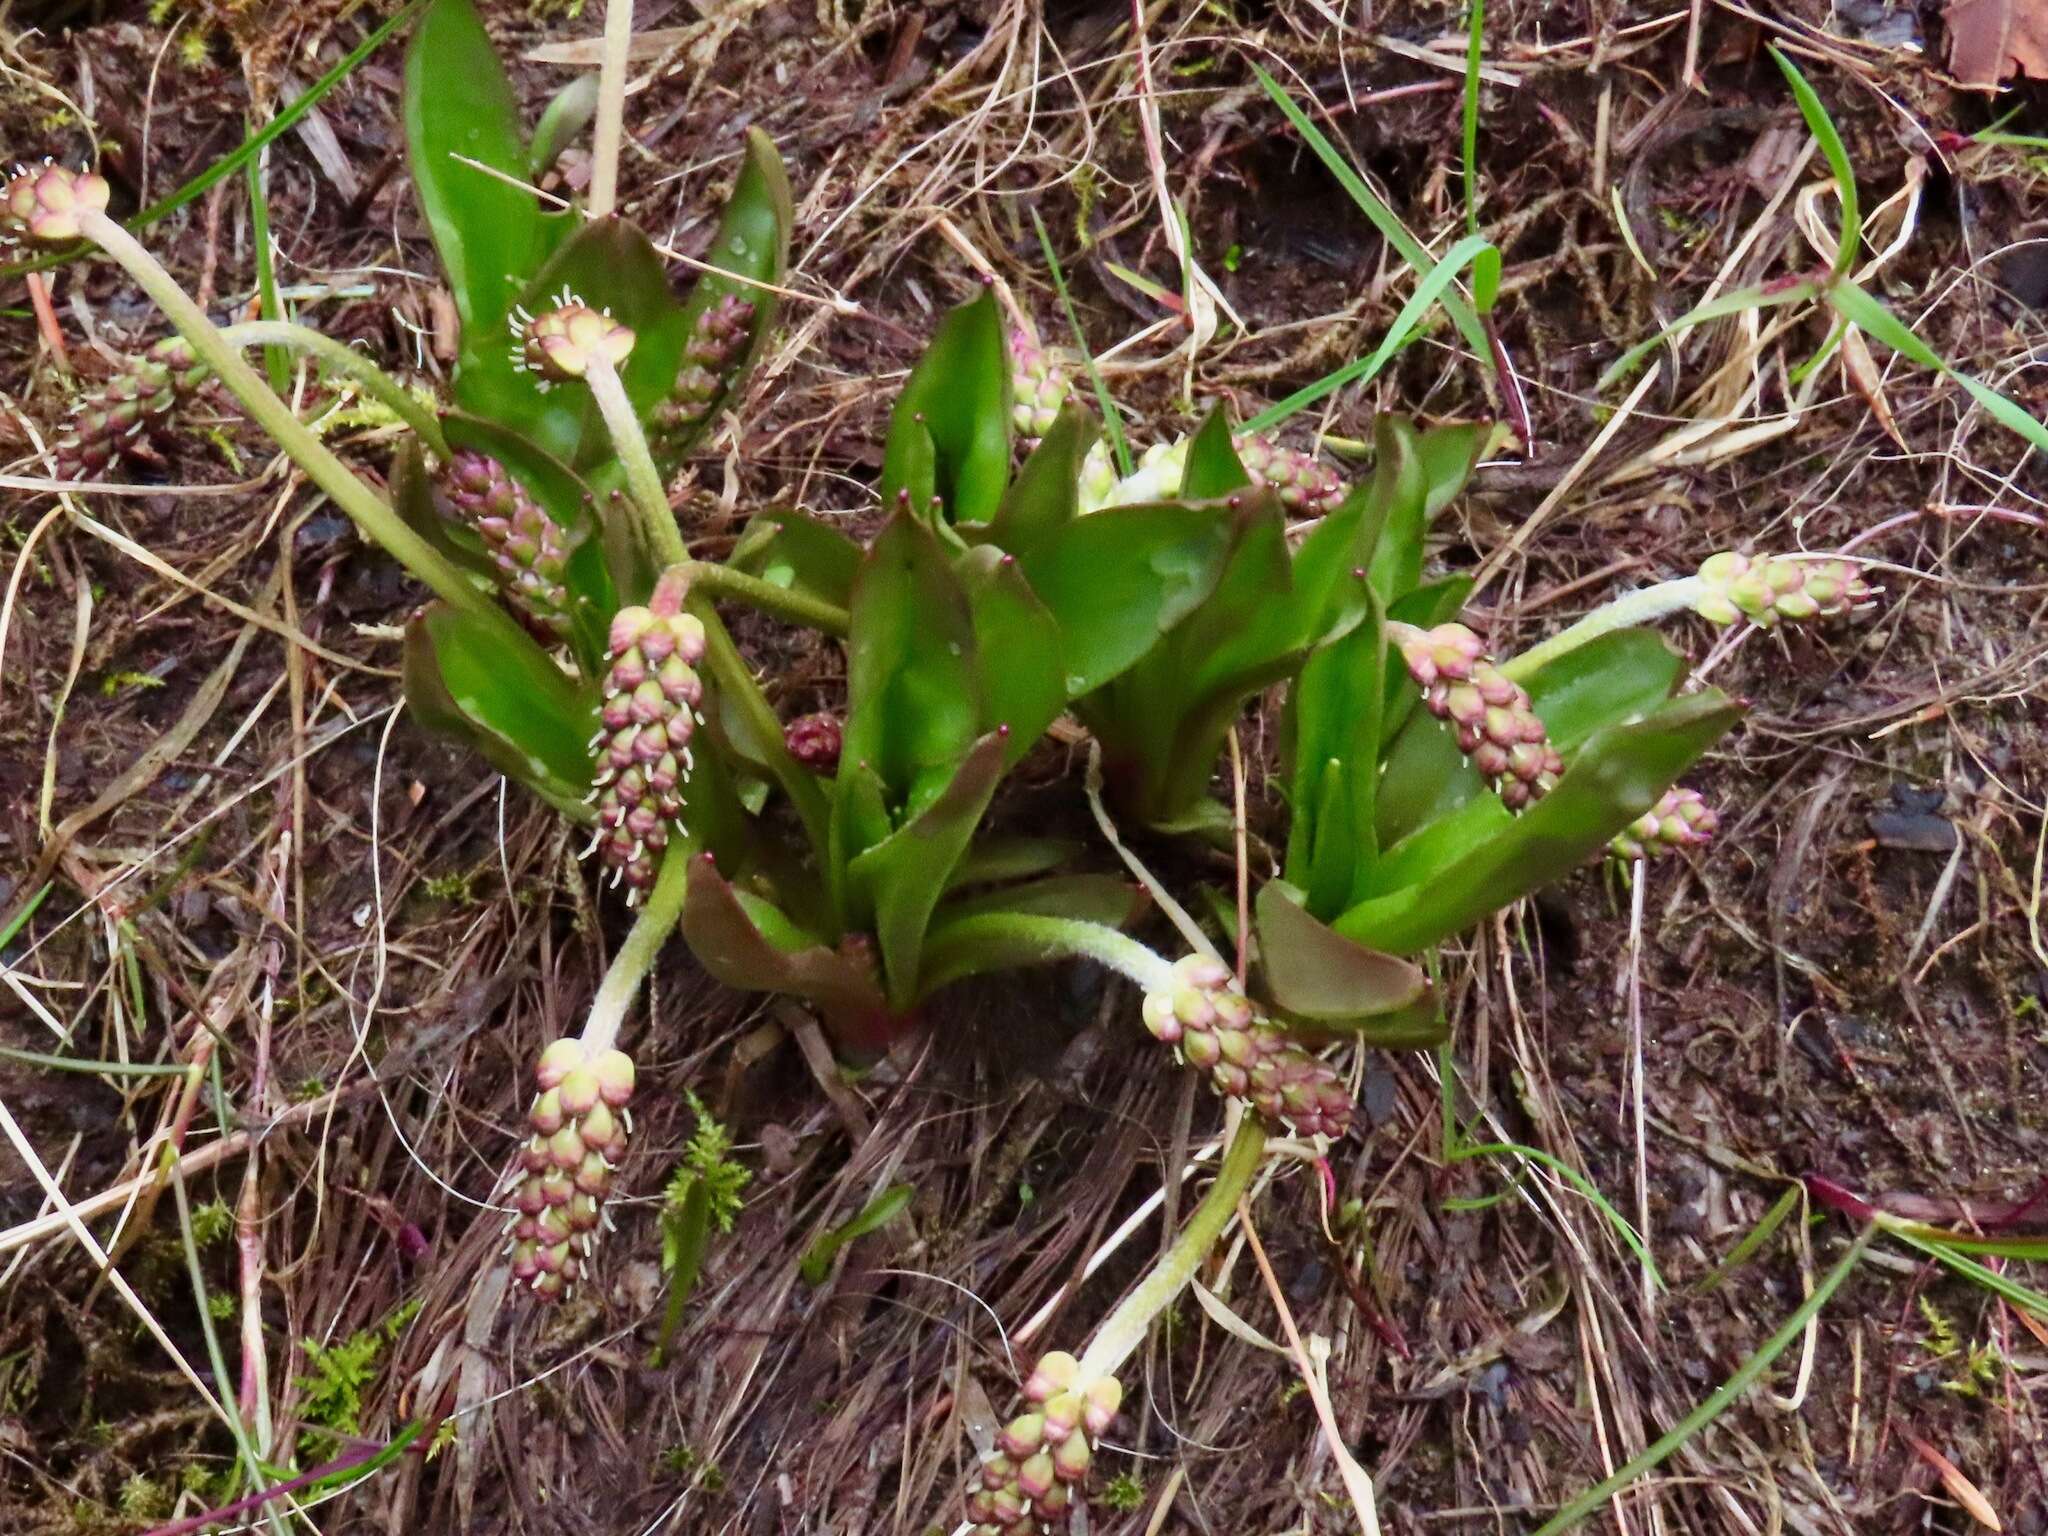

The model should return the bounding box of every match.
[26,271,68,371]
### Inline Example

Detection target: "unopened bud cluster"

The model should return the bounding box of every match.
[1076,432,1344,516]
[506,1037,636,1299]
[589,581,706,898]
[2,161,110,242]
[966,1352,1121,1535]
[444,451,574,636]
[1694,552,1874,628]
[1010,328,1069,444]
[54,337,209,479]
[657,293,757,442]
[1394,622,1562,811]
[1140,955,1354,1138]
[1610,786,1717,863]
[512,292,635,386]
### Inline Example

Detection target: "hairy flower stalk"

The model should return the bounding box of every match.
[1141,955,1353,1138]
[504,1035,637,1299]
[1610,786,1717,863]
[589,568,706,898]
[1693,551,1875,628]
[967,1351,1123,1535]
[1010,327,1069,445]
[443,450,574,636]
[655,293,757,445]
[52,336,206,478]
[1391,621,1562,810]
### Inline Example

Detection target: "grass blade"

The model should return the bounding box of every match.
[1032,210,1133,477]
[1529,1225,1877,1536]
[1462,0,1486,236]
[1595,280,1820,393]
[1254,66,1495,368]
[1768,47,1860,279]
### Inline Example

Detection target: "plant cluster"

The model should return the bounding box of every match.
[7,2,1886,1527]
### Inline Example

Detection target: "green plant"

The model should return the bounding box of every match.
[651,1094,751,1362]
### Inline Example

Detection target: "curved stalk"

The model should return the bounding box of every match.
[920,912,1175,997]
[1499,576,1705,682]
[76,209,520,644]
[1077,1116,1268,1382]
[586,353,686,567]
[580,843,689,1055]
[687,562,849,637]
[218,321,449,458]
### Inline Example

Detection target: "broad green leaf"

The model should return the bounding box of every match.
[1018,500,1237,695]
[404,0,547,345]
[1416,420,1488,517]
[846,733,1008,1010]
[957,547,1066,766]
[727,508,861,612]
[662,128,794,462]
[1359,416,1432,606]
[680,852,891,1024]
[401,601,597,819]
[985,406,1097,557]
[1181,406,1252,499]
[946,838,1084,891]
[929,874,1141,928]
[1294,414,1422,634]
[880,291,1011,527]
[1255,881,1428,1022]
[527,76,599,181]
[829,758,896,908]
[1365,791,1511,900]
[1283,602,1385,915]
[840,510,979,817]
[1337,690,1740,953]
[1376,626,1687,848]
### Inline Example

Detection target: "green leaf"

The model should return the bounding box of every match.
[405,0,555,409]
[800,1185,914,1284]
[846,733,1008,1010]
[1292,414,1422,634]
[1359,416,1433,606]
[946,837,1084,890]
[1181,406,1252,499]
[680,853,889,1021]
[1017,500,1237,695]
[1283,600,1385,914]
[1255,881,1429,1025]
[986,405,1097,557]
[880,291,1012,527]
[1416,420,1488,517]
[439,412,616,677]
[1828,280,2048,457]
[839,510,980,818]
[1768,47,1859,282]
[662,127,793,462]
[1337,690,1739,953]
[727,508,861,612]
[527,75,599,181]
[957,547,1066,764]
[401,601,597,819]
[930,873,1141,927]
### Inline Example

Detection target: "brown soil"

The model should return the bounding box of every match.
[3,1,2046,1533]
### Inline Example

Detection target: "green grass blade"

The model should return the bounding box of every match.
[1768,47,1860,279]
[0,0,425,285]
[1829,280,2048,456]
[0,882,51,949]
[1032,210,1132,477]
[1254,65,1495,367]
[1691,1184,1801,1295]
[1595,280,1820,393]
[1451,1139,1664,1291]
[245,143,288,393]
[1529,1225,1877,1536]
[0,1045,193,1078]
[1243,233,1499,433]
[1462,0,1486,236]
[1892,1233,2048,1316]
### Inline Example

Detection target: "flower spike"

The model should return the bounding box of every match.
[505,1037,637,1299]
[513,290,636,386]
[1391,622,1563,811]
[1693,552,1875,628]
[2,161,110,242]
[1609,786,1717,863]
[443,451,575,637]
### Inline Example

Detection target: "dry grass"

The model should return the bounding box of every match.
[3,0,2047,1533]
